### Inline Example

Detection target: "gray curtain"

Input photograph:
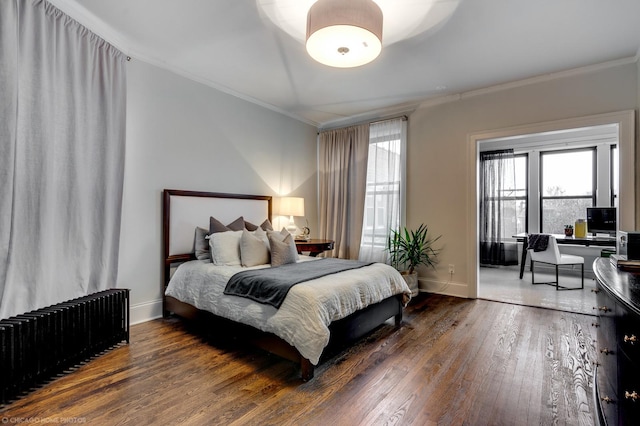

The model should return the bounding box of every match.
[479,150,518,266]
[318,124,369,259]
[0,0,127,318]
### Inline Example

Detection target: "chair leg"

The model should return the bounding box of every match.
[531,261,535,284]
[555,263,584,291]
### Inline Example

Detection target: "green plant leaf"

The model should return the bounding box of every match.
[385,223,442,273]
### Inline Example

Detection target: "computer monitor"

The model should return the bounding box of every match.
[586,207,617,237]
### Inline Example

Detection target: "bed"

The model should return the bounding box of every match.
[162,189,411,380]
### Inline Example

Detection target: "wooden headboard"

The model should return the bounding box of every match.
[162,189,272,289]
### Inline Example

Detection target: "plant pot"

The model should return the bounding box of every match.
[564,228,573,237]
[401,271,419,297]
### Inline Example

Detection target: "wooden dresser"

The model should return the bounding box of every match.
[593,257,640,425]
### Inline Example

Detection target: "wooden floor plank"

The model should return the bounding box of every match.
[0,294,598,425]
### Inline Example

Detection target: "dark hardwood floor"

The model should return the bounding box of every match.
[1,294,597,425]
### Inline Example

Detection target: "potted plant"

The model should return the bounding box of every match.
[564,224,574,237]
[386,224,441,297]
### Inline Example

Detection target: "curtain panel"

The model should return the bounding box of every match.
[318,124,369,259]
[479,149,518,266]
[358,118,406,263]
[0,0,127,318]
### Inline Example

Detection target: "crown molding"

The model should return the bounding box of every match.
[43,1,640,131]
[47,0,319,128]
[320,56,640,129]
[416,56,639,112]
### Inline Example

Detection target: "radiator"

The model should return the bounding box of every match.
[0,289,130,404]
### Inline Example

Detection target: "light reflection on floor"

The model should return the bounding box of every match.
[478,265,597,316]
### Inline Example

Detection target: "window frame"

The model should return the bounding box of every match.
[515,153,529,235]
[538,147,597,233]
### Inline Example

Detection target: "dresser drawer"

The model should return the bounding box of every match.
[595,288,618,355]
[617,303,640,366]
[616,353,640,424]
[595,365,618,426]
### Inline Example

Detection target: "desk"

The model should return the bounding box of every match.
[295,239,334,257]
[513,233,616,279]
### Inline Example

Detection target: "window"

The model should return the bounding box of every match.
[359,118,406,262]
[480,152,528,238]
[540,148,595,233]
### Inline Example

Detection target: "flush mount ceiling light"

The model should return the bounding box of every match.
[306,0,382,68]
[257,0,461,67]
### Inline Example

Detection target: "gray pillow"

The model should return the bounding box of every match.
[245,218,273,231]
[260,219,274,231]
[193,227,211,262]
[267,228,290,242]
[269,232,298,266]
[209,216,245,234]
[240,229,270,267]
[227,216,246,231]
[244,220,259,231]
[209,216,231,234]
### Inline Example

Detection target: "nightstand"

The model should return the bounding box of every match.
[295,239,334,257]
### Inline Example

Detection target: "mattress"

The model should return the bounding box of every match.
[165,256,411,364]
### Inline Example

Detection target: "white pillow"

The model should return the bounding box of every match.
[240,229,270,267]
[209,230,243,266]
[253,227,269,245]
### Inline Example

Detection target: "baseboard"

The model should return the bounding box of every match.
[130,299,163,325]
[418,278,468,298]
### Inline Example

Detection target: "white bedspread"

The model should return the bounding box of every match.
[165,257,411,365]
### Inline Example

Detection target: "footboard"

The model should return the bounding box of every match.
[165,293,403,381]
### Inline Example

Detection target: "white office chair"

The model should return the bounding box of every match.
[528,234,584,290]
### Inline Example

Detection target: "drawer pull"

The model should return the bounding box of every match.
[624,391,639,401]
[600,348,613,355]
[623,334,637,344]
[591,322,599,327]
[591,288,601,294]
[600,396,614,404]
[593,306,611,313]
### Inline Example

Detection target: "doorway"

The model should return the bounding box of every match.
[467,111,635,314]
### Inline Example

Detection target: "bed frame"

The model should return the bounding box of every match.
[162,189,403,380]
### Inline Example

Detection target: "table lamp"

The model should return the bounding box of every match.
[277,197,305,234]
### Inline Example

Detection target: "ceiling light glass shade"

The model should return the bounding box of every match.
[257,0,461,48]
[306,0,383,68]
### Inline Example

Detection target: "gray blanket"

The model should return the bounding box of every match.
[223,259,374,308]
[528,234,549,252]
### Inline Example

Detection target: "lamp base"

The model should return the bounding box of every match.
[287,215,297,235]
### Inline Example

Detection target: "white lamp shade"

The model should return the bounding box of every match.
[277,197,305,217]
[306,0,383,68]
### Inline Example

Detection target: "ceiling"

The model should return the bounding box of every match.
[50,0,640,128]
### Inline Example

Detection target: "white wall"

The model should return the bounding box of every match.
[118,60,318,323]
[407,61,639,298]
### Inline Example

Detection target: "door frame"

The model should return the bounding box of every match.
[467,110,636,298]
